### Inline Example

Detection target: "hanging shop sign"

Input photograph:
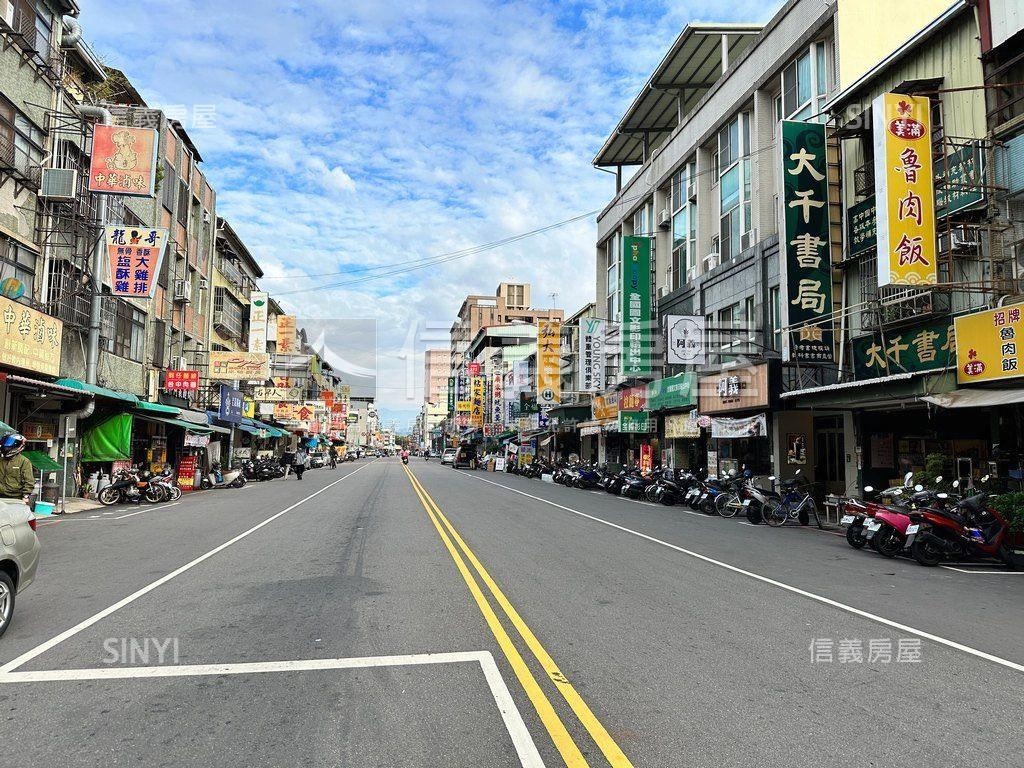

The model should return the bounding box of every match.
[163,369,199,391]
[537,318,562,405]
[710,413,767,439]
[183,434,210,448]
[852,317,955,380]
[873,92,937,288]
[954,304,1024,384]
[88,124,159,196]
[276,315,297,353]
[208,351,271,381]
[218,385,244,423]
[640,443,653,474]
[249,292,269,353]
[935,143,985,217]
[619,384,647,412]
[483,424,501,437]
[105,226,168,299]
[455,374,470,412]
[468,362,482,376]
[848,196,877,257]
[491,372,503,424]
[579,318,607,392]
[620,236,652,376]
[617,411,653,433]
[251,385,302,402]
[698,364,770,414]
[447,377,456,414]
[0,297,63,377]
[664,412,701,439]
[274,403,298,421]
[0,277,25,300]
[647,372,696,412]
[591,392,619,421]
[665,315,706,366]
[780,120,833,363]
[470,375,486,427]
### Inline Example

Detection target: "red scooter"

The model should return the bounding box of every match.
[904,478,1016,568]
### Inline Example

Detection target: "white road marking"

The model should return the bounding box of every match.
[940,565,1024,575]
[0,650,543,768]
[111,502,182,520]
[0,461,379,675]
[466,473,1024,675]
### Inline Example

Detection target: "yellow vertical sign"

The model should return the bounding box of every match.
[873,92,937,287]
[470,375,485,427]
[537,318,562,406]
[954,304,1024,384]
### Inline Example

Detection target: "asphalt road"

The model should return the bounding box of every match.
[1,457,1022,767]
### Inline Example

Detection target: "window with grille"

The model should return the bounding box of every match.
[176,180,189,227]
[0,235,37,303]
[101,299,145,362]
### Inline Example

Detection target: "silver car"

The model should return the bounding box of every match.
[0,500,41,638]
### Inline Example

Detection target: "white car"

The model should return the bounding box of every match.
[441,449,457,465]
[0,499,41,639]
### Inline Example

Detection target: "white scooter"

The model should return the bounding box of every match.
[201,462,247,490]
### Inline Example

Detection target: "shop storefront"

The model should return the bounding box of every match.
[698,364,773,479]
[647,372,698,470]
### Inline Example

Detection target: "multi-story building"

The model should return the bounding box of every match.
[210,218,262,354]
[449,282,563,373]
[423,347,449,405]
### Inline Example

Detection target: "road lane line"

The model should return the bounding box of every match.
[112,502,182,520]
[411,469,634,766]
[0,460,379,675]
[467,473,1024,676]
[403,465,588,767]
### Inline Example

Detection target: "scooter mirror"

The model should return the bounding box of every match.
[934,476,943,483]
[914,484,924,492]
[795,469,802,476]
[952,480,960,489]
[904,471,914,486]
[863,486,874,493]
[937,493,948,499]
[981,474,990,483]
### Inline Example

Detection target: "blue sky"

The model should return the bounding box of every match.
[83,0,779,429]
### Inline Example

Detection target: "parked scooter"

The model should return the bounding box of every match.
[150,468,182,502]
[98,467,162,505]
[201,462,247,490]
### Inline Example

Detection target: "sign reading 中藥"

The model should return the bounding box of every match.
[105,226,168,299]
[537,318,562,405]
[0,297,63,377]
[873,92,937,288]
[620,236,651,376]
[954,304,1024,384]
[579,318,606,392]
[88,124,159,196]
[665,315,706,366]
[780,120,833,363]
[852,318,955,380]
[248,292,269,353]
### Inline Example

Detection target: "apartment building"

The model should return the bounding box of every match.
[423,347,449,405]
[210,217,263,354]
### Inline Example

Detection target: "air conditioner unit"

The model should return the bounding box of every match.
[703,252,720,270]
[173,279,192,303]
[951,225,979,253]
[170,356,188,370]
[658,286,670,298]
[38,168,78,200]
[687,181,697,200]
[741,228,759,252]
[686,265,699,282]
[657,209,671,229]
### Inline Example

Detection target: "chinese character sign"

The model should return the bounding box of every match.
[163,369,199,391]
[491,372,503,425]
[447,377,456,415]
[579,318,606,392]
[249,292,269,353]
[620,236,652,376]
[218,385,245,424]
[455,374,471,412]
[105,226,168,299]
[780,121,833,363]
[852,318,954,380]
[88,124,159,197]
[873,92,937,287]
[470,375,486,427]
[276,315,297,353]
[665,315,706,366]
[954,305,1024,384]
[0,297,63,376]
[208,351,271,381]
[537,318,562,406]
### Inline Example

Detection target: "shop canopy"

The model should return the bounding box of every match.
[647,373,696,411]
[81,413,132,462]
[55,378,139,405]
[922,389,1024,409]
[135,400,181,416]
[23,450,61,471]
[134,412,213,435]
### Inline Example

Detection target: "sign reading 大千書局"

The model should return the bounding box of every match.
[852,318,955,380]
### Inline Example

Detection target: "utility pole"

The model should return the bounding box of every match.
[79,105,113,385]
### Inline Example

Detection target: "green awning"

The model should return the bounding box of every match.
[134,412,213,435]
[647,373,696,411]
[135,401,181,416]
[81,413,133,462]
[24,450,61,471]
[55,379,140,405]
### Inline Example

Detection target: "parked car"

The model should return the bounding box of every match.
[0,500,41,639]
[441,448,457,465]
[453,445,477,469]
[309,453,327,469]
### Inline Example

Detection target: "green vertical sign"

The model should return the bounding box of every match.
[781,120,833,363]
[620,235,651,377]
[447,377,455,415]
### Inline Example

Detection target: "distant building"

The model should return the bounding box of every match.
[423,347,450,405]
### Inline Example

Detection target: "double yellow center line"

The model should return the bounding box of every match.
[403,464,633,768]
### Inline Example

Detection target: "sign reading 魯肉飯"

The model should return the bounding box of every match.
[780,120,833,363]
[852,318,954,380]
[954,304,1024,384]
[873,92,937,288]
[620,236,651,376]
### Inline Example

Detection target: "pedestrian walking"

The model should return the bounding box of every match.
[0,433,34,502]
[292,446,309,480]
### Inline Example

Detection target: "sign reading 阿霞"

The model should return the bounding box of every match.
[873,92,937,287]
[780,120,833,363]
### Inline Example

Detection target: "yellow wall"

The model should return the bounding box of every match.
[837,0,962,88]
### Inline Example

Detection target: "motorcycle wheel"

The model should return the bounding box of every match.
[702,498,718,515]
[910,537,943,567]
[169,486,183,502]
[200,478,212,490]
[845,523,867,549]
[232,475,247,488]
[874,526,903,558]
[645,487,659,503]
[660,493,676,506]
[97,486,121,506]
[144,486,163,504]
[745,502,764,524]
